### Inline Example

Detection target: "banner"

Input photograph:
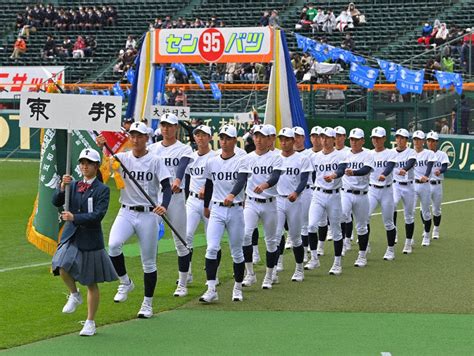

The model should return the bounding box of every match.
[191,71,205,90]
[395,67,424,94]
[349,63,379,89]
[434,71,463,95]
[210,82,222,100]
[377,59,398,82]
[154,27,274,63]
[0,66,65,99]
[150,105,190,120]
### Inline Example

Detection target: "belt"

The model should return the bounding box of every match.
[430,180,442,185]
[212,201,243,207]
[248,196,274,203]
[189,191,203,199]
[315,187,339,194]
[394,180,413,186]
[369,184,392,189]
[415,179,427,184]
[342,188,368,195]
[122,204,153,212]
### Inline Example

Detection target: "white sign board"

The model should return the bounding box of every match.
[233,112,254,123]
[19,92,122,131]
[0,66,65,99]
[150,105,190,121]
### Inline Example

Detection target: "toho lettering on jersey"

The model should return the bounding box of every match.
[393,147,416,182]
[370,149,397,185]
[342,148,374,191]
[413,149,436,180]
[241,151,283,198]
[430,150,449,181]
[277,152,312,196]
[186,150,218,195]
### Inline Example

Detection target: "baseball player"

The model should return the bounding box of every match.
[241,124,283,289]
[274,128,312,282]
[199,125,247,303]
[148,113,194,294]
[340,128,374,267]
[172,125,216,297]
[392,128,417,254]
[426,131,449,239]
[368,127,397,261]
[411,130,436,247]
[96,122,172,318]
[308,127,348,275]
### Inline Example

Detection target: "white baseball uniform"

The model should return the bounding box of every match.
[413,149,436,221]
[299,149,318,236]
[429,150,449,217]
[393,147,417,224]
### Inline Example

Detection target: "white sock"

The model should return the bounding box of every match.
[234,282,242,290]
[265,267,274,278]
[296,263,304,272]
[334,256,342,265]
[144,296,153,305]
[253,245,259,254]
[388,246,395,253]
[188,262,192,275]
[72,290,80,296]
[310,250,319,260]
[245,262,254,275]
[359,250,367,258]
[318,240,325,249]
[207,280,217,290]
[178,271,188,287]
[344,237,351,244]
[278,255,283,264]
[86,319,95,325]
[119,274,130,284]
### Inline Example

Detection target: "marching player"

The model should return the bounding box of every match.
[341,128,374,267]
[96,122,172,318]
[367,127,397,261]
[426,131,449,239]
[411,130,436,246]
[200,125,247,302]
[274,128,312,282]
[241,124,284,289]
[392,128,417,254]
[148,113,194,292]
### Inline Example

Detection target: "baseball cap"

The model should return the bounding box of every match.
[349,128,365,139]
[265,124,277,136]
[129,121,149,135]
[412,130,426,140]
[160,113,179,125]
[278,127,295,138]
[253,124,272,136]
[193,124,212,136]
[78,148,101,163]
[395,128,410,138]
[370,126,386,138]
[426,131,439,141]
[218,125,237,138]
[293,126,305,136]
[310,126,323,135]
[123,117,134,124]
[334,126,346,135]
[321,127,336,138]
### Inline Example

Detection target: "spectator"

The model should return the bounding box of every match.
[20,15,37,39]
[258,11,270,27]
[306,3,318,23]
[84,35,97,57]
[424,59,438,82]
[15,13,25,32]
[268,10,280,28]
[335,10,353,32]
[295,6,312,31]
[460,34,474,73]
[125,35,136,50]
[322,9,336,33]
[312,7,326,33]
[347,2,362,25]
[42,35,56,59]
[434,23,449,47]
[167,68,177,84]
[341,33,355,51]
[113,49,125,73]
[72,35,86,58]
[10,36,27,59]
[105,6,117,26]
[440,118,450,134]
[450,26,465,56]
[441,55,454,72]
[451,95,470,134]
[167,87,178,105]
[255,63,266,81]
[175,88,187,106]
[417,23,433,48]
[209,63,225,82]
[121,48,136,72]
[225,62,237,83]
[58,36,73,58]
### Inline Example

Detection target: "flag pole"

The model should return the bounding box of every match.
[64,129,72,211]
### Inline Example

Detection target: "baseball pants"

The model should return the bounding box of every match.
[342,191,369,235]
[413,182,432,221]
[393,182,415,224]
[368,186,395,231]
[186,194,208,249]
[308,190,343,241]
[243,199,279,253]
[276,196,303,247]
[167,192,188,257]
[430,182,443,217]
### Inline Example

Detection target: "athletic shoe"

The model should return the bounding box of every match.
[403,240,413,254]
[291,269,304,282]
[114,280,134,303]
[137,301,153,318]
[316,243,324,256]
[79,320,96,336]
[303,252,309,263]
[62,291,82,313]
[242,273,257,287]
[252,249,261,264]
[261,275,273,289]
[304,258,320,270]
[432,227,440,240]
[327,230,333,241]
[422,236,431,247]
[199,289,218,303]
[276,256,284,272]
[175,273,193,285]
[232,287,243,302]
[328,263,342,276]
[383,248,395,261]
[173,284,188,297]
[284,239,292,249]
[354,256,367,267]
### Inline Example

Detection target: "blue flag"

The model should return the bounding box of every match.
[308,42,330,62]
[377,59,399,82]
[191,71,205,90]
[153,65,167,105]
[295,33,312,52]
[396,67,424,94]
[435,71,463,95]
[112,82,124,98]
[101,90,110,96]
[171,63,188,76]
[91,90,99,95]
[126,68,135,84]
[78,87,86,95]
[210,82,221,100]
[349,63,379,89]
[126,88,132,97]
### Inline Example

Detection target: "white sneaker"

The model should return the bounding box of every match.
[316,244,324,256]
[403,240,413,254]
[199,289,218,303]
[242,273,257,287]
[114,280,135,303]
[137,301,153,318]
[328,263,342,275]
[276,256,284,272]
[354,256,367,267]
[232,287,243,302]
[175,273,193,285]
[62,291,82,313]
[79,320,96,336]
[432,227,440,240]
[304,258,320,270]
[261,275,273,289]
[383,248,395,261]
[291,269,304,282]
[422,236,431,247]
[252,249,261,264]
[173,284,188,297]
[284,239,292,249]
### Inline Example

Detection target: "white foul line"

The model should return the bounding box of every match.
[1,198,473,273]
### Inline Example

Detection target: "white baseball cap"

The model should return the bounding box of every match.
[334,126,346,135]
[412,130,426,140]
[219,125,237,138]
[293,126,305,136]
[78,148,101,163]
[426,131,439,141]
[310,126,323,135]
[253,124,272,136]
[129,121,149,135]
[370,126,386,138]
[349,128,365,139]
[395,128,410,138]
[278,127,295,138]
[193,124,212,136]
[160,113,179,125]
[321,127,336,138]
[265,124,277,135]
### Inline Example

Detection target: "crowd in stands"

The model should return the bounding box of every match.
[38,34,97,60]
[148,15,226,30]
[113,36,138,74]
